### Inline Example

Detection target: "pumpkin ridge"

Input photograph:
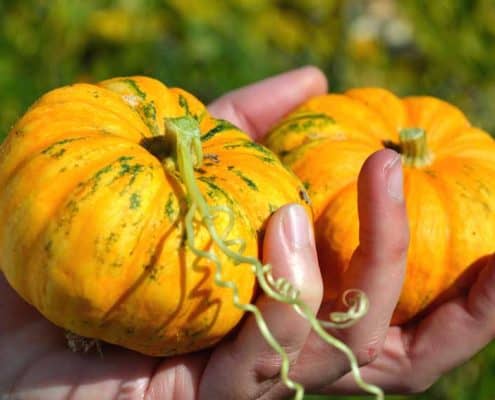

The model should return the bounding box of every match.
[121,176,188,331]
[203,150,304,228]
[449,157,495,173]
[275,129,381,168]
[403,97,471,148]
[200,171,260,220]
[345,89,402,139]
[0,133,96,191]
[200,119,239,142]
[0,136,143,255]
[201,129,251,150]
[265,112,343,157]
[267,112,336,140]
[286,138,376,218]
[35,158,165,321]
[0,122,140,188]
[100,77,186,140]
[0,122,145,190]
[395,168,453,323]
[35,87,149,140]
[20,98,144,137]
[421,167,454,311]
[98,184,173,327]
[278,138,328,166]
[111,173,188,350]
[215,142,278,167]
[316,179,358,223]
[315,181,359,300]
[346,88,407,134]
[14,112,143,150]
[432,127,495,161]
[304,94,393,143]
[13,143,162,306]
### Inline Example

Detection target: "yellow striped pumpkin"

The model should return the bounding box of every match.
[0,76,309,356]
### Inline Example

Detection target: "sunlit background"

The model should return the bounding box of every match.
[2,0,495,398]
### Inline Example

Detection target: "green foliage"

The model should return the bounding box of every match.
[0,0,344,137]
[1,0,495,398]
[4,0,494,138]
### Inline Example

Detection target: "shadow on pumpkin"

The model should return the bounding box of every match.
[98,170,225,355]
[406,253,494,326]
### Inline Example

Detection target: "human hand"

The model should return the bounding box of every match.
[7,65,470,400]
[211,66,495,398]
[328,252,495,395]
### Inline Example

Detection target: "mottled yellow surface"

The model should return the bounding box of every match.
[0,76,308,355]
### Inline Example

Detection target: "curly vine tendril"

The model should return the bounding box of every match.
[166,116,384,400]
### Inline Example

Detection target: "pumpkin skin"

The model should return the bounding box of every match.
[265,88,495,324]
[0,76,309,356]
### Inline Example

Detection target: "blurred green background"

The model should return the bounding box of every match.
[1,0,495,398]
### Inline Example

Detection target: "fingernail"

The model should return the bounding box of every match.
[385,154,404,202]
[282,204,314,250]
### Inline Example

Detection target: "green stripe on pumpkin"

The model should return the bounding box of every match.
[201,120,238,142]
[129,192,141,209]
[275,112,335,131]
[223,140,274,158]
[122,79,146,99]
[164,193,177,221]
[41,137,88,158]
[141,101,159,136]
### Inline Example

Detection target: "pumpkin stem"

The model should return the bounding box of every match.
[165,116,203,168]
[399,127,433,167]
[165,116,383,400]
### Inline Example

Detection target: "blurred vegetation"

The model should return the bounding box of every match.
[1,0,495,398]
[2,0,495,137]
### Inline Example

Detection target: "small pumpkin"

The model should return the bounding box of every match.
[0,76,309,356]
[265,88,495,324]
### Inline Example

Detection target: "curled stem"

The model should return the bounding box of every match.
[166,116,384,400]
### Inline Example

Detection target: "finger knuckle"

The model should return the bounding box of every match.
[254,344,301,381]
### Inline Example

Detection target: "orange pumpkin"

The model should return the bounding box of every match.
[0,76,309,356]
[265,88,495,324]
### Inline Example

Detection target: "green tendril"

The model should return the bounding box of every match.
[165,116,384,400]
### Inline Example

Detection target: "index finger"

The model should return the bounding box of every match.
[207,66,328,141]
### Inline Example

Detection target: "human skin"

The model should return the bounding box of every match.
[1,66,494,399]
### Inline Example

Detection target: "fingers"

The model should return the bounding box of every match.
[0,274,64,392]
[207,66,328,141]
[199,149,409,398]
[397,255,495,390]
[336,149,409,364]
[199,204,323,399]
[328,256,495,395]
[466,255,495,335]
[273,149,408,393]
